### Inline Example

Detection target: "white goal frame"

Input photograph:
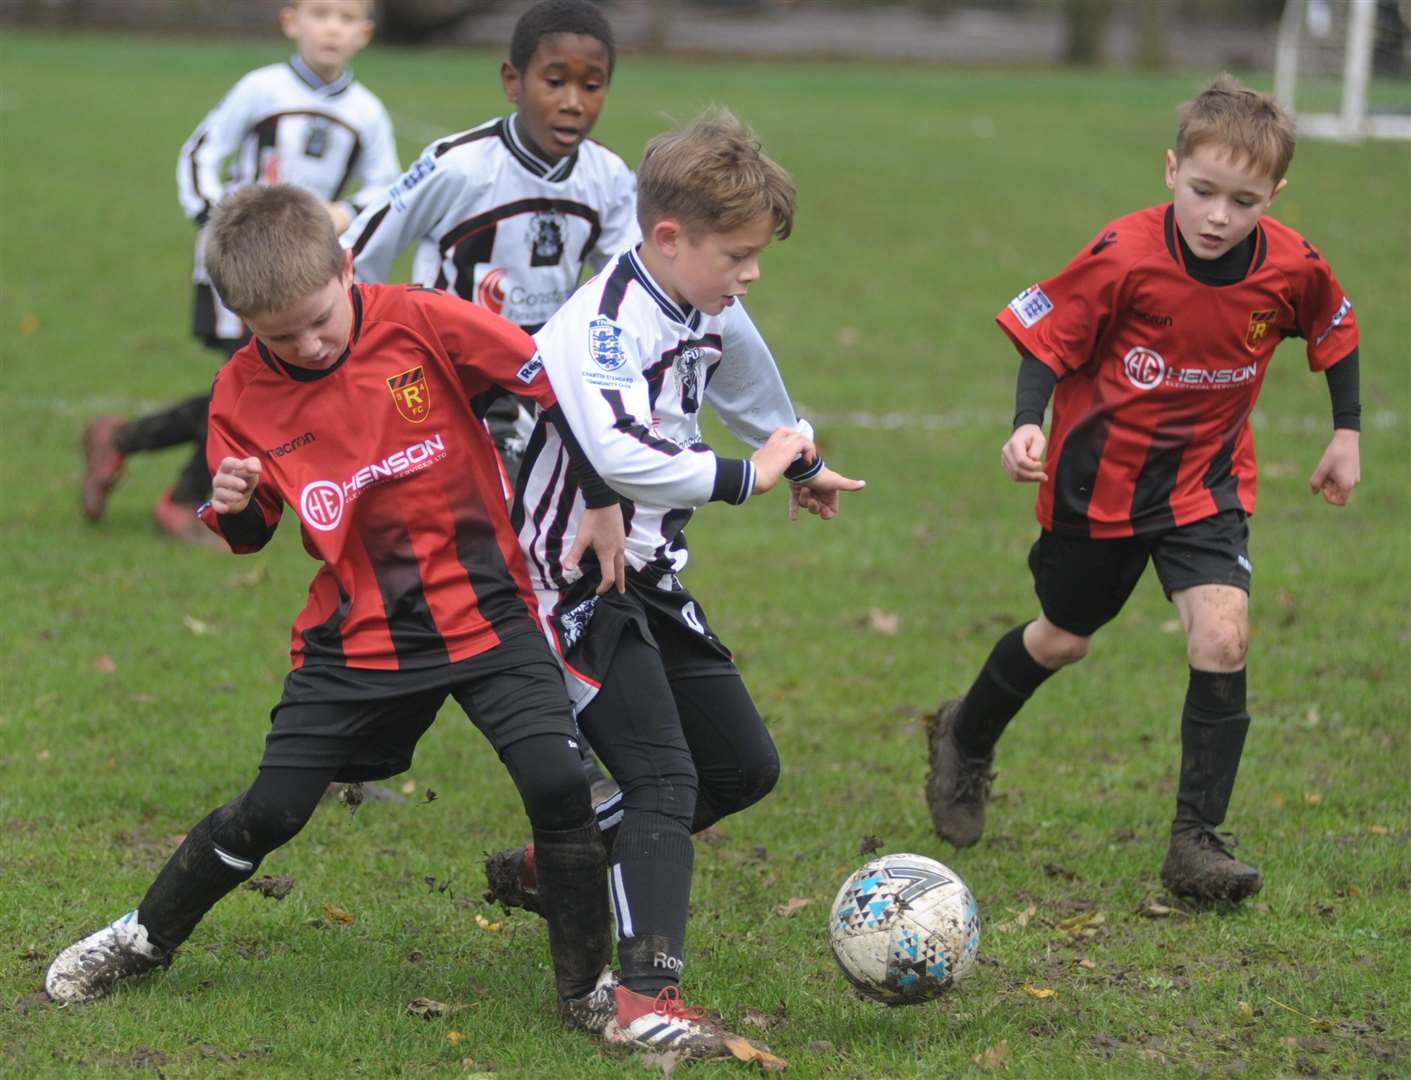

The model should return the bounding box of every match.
[1274,0,1411,140]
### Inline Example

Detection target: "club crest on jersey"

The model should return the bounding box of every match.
[1245,309,1277,351]
[387,365,431,423]
[588,317,626,371]
[528,211,565,267]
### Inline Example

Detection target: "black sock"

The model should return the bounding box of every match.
[137,806,259,953]
[533,822,611,1001]
[1174,667,1250,836]
[611,812,693,996]
[953,623,1055,757]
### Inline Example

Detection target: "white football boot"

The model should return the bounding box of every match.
[46,911,170,1003]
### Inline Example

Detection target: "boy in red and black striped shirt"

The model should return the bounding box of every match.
[925,76,1361,903]
[47,185,626,1033]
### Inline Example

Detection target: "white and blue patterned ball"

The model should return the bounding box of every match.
[829,853,981,1005]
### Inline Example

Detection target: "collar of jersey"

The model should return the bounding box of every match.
[288,55,355,98]
[255,284,365,382]
[501,115,577,183]
[1163,203,1266,287]
[626,248,700,330]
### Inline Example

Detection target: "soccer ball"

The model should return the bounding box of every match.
[829,853,981,1005]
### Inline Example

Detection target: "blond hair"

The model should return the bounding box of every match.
[637,108,795,241]
[1176,74,1296,183]
[205,185,344,317]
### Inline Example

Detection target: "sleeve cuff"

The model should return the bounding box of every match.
[709,458,755,505]
[784,455,824,483]
[201,499,271,551]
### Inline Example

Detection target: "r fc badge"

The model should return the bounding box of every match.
[387,365,431,423]
[1245,309,1277,352]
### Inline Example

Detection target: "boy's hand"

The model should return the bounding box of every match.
[1308,429,1360,506]
[1001,424,1048,483]
[751,428,815,495]
[565,504,626,594]
[211,456,261,515]
[789,467,866,521]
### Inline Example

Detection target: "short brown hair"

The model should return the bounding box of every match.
[1176,74,1296,183]
[637,108,795,241]
[205,185,344,317]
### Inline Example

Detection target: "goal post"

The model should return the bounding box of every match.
[1274,0,1411,141]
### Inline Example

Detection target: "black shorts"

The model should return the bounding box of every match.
[547,571,735,713]
[262,632,578,781]
[1030,509,1251,638]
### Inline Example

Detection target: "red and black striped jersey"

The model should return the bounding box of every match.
[997,204,1358,539]
[200,283,558,671]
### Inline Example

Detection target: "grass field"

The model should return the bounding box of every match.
[2,28,1409,1079]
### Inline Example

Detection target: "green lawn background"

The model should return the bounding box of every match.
[1,30,1408,1078]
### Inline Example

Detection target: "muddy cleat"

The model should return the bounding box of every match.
[924,698,996,848]
[1161,829,1263,903]
[45,911,171,1004]
[153,488,225,548]
[80,416,127,523]
[483,843,543,916]
[601,984,739,1058]
[559,966,618,1033]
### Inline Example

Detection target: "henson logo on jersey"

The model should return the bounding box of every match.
[299,434,448,532]
[1122,347,1258,391]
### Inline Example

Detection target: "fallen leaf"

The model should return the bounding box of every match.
[1161,618,1182,633]
[773,896,812,918]
[93,655,117,674]
[973,1038,1010,1070]
[1369,825,1389,835]
[322,904,354,925]
[1270,792,1286,810]
[244,874,295,900]
[1076,958,1097,970]
[1055,910,1105,934]
[866,608,899,635]
[1136,897,1188,919]
[401,780,417,795]
[447,1030,463,1045]
[1304,791,1323,806]
[723,1036,788,1071]
[474,914,503,932]
[35,749,50,762]
[994,904,1037,933]
[406,997,447,1019]
[1022,981,1056,1000]
[182,615,211,636]
[18,314,40,335]
[835,326,861,348]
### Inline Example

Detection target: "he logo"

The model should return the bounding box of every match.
[477,267,507,315]
[300,480,344,532]
[1245,309,1277,352]
[1122,346,1166,390]
[387,366,431,423]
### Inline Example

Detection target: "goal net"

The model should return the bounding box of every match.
[1274,0,1411,140]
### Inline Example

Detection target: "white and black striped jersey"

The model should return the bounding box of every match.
[178,56,398,225]
[177,56,399,340]
[515,247,822,596]
[344,116,639,332]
